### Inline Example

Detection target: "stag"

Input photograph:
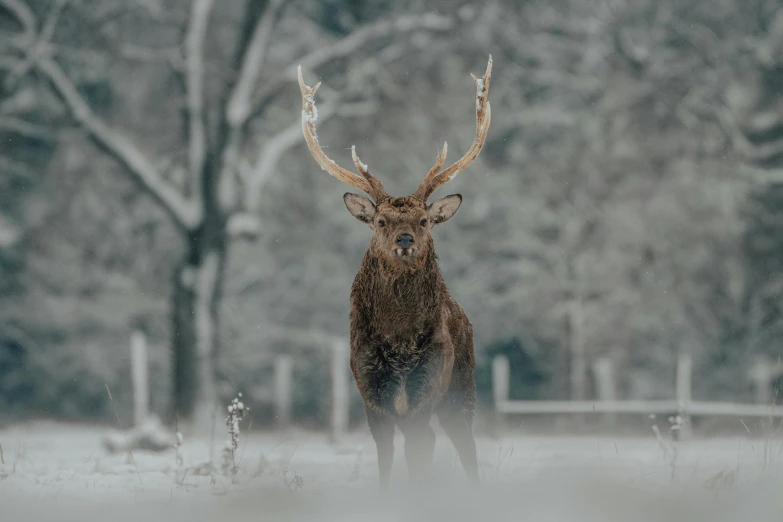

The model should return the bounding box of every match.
[298,56,492,488]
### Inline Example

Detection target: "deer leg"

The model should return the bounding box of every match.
[439,408,479,482]
[400,417,436,481]
[367,408,395,491]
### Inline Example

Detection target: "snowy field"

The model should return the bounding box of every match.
[2,422,783,521]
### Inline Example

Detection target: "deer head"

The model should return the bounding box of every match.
[297,56,492,270]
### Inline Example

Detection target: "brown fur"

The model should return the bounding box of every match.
[346,195,479,488]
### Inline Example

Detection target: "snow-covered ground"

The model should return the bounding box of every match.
[1,421,783,521]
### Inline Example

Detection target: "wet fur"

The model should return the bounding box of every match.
[347,197,479,488]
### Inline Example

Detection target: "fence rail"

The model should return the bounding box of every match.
[495,399,783,417]
[492,353,783,429]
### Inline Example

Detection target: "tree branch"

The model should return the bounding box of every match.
[241,99,378,213]
[36,57,200,230]
[0,115,56,140]
[225,0,285,128]
[185,0,214,206]
[215,0,285,214]
[719,106,783,170]
[303,13,452,71]
[248,12,453,120]
[5,0,69,89]
[0,0,35,44]
[241,112,330,214]
[226,99,377,239]
[40,0,68,44]
[221,9,452,217]
[0,153,36,180]
[117,42,182,64]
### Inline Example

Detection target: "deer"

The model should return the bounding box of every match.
[297,55,492,489]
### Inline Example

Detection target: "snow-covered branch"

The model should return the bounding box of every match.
[5,0,200,230]
[117,44,183,66]
[225,0,285,129]
[241,101,338,214]
[232,98,377,239]
[215,0,286,214]
[2,0,67,88]
[0,0,35,44]
[185,0,215,205]
[249,12,453,119]
[36,57,201,230]
[0,116,56,141]
[39,0,68,45]
[242,119,308,214]
[300,13,452,72]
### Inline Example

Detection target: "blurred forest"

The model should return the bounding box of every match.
[1,0,783,429]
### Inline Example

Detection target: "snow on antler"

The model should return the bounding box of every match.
[297,66,388,202]
[414,55,493,201]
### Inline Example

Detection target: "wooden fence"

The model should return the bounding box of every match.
[492,353,783,430]
[130,328,783,440]
[128,330,353,442]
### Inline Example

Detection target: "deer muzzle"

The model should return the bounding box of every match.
[396,233,414,248]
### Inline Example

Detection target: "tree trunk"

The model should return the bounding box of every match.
[172,216,227,431]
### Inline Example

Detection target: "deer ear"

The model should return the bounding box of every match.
[343,193,376,223]
[428,194,462,224]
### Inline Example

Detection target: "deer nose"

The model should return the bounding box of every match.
[396,233,414,248]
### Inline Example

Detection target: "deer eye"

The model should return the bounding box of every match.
[378,219,386,227]
[420,219,427,227]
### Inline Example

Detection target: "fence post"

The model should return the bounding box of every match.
[568,299,587,401]
[749,357,773,405]
[492,355,510,434]
[675,353,693,439]
[592,357,617,429]
[273,354,293,429]
[330,338,350,443]
[130,330,148,427]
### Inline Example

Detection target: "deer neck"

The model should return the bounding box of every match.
[360,248,444,315]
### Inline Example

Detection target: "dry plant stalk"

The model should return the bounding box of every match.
[174,431,184,468]
[223,393,250,476]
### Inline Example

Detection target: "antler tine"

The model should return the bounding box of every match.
[414,55,493,201]
[298,66,388,202]
[352,145,389,202]
[413,142,448,201]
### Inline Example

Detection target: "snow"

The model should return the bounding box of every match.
[302,103,318,124]
[1,422,783,521]
[352,146,369,172]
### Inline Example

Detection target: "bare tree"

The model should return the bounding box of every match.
[727,9,783,365]
[0,0,452,428]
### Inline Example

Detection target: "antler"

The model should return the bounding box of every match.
[298,66,389,203]
[414,55,493,201]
